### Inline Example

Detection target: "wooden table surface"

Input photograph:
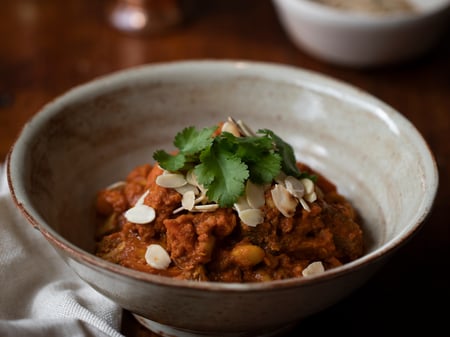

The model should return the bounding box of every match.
[1,1,449,336]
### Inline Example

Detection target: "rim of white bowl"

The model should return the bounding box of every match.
[7,59,439,292]
[275,0,450,25]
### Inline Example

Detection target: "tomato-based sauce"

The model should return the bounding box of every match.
[94,162,364,282]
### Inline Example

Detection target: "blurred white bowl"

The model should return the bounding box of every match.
[272,0,450,67]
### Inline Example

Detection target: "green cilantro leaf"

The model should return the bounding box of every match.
[154,125,216,172]
[246,151,281,184]
[229,134,281,184]
[153,121,314,207]
[258,129,317,181]
[257,129,302,178]
[195,141,249,207]
[174,126,216,155]
[153,150,186,172]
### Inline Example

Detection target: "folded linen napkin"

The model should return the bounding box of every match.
[0,164,124,337]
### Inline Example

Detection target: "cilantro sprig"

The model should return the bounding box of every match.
[153,126,217,172]
[153,123,313,207]
[258,129,315,181]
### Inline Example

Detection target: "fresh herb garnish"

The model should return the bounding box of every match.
[194,139,250,207]
[257,129,315,181]
[153,123,313,207]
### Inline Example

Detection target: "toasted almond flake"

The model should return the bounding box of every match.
[300,178,314,195]
[238,208,264,227]
[221,120,241,137]
[145,244,171,270]
[135,189,150,206]
[246,180,265,209]
[124,204,156,224]
[299,198,311,212]
[302,261,325,277]
[175,183,199,196]
[185,169,198,186]
[199,188,209,201]
[185,170,208,196]
[195,195,207,204]
[173,193,209,214]
[271,184,298,217]
[236,119,256,137]
[105,181,126,190]
[181,190,196,210]
[156,173,187,188]
[234,195,250,213]
[192,204,219,212]
[284,176,305,199]
[172,206,185,214]
[304,191,317,203]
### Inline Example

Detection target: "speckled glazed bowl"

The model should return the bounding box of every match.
[7,60,438,337]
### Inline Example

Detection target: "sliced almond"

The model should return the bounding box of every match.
[302,261,325,277]
[185,169,198,186]
[304,191,317,203]
[238,208,264,227]
[271,184,298,217]
[185,170,208,197]
[124,204,156,224]
[233,195,250,213]
[236,119,255,137]
[175,183,199,196]
[221,120,241,137]
[284,176,305,199]
[181,190,196,211]
[299,197,311,212]
[145,244,171,270]
[192,204,219,212]
[245,180,265,209]
[194,195,207,204]
[172,205,185,214]
[300,178,314,195]
[156,173,187,188]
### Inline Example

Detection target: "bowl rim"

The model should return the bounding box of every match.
[6,59,439,292]
[273,0,450,25]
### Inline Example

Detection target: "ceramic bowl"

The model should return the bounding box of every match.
[272,0,450,67]
[7,60,438,337]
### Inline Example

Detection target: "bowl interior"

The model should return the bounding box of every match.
[296,0,450,16]
[409,0,450,12]
[8,61,437,275]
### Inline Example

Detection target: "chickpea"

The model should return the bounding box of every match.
[230,244,265,268]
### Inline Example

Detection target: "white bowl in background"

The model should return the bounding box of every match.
[272,0,450,67]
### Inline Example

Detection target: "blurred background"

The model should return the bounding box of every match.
[1,0,449,164]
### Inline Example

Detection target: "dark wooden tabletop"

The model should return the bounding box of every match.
[1,1,449,336]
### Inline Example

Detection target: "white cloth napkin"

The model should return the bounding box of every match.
[0,164,125,337]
